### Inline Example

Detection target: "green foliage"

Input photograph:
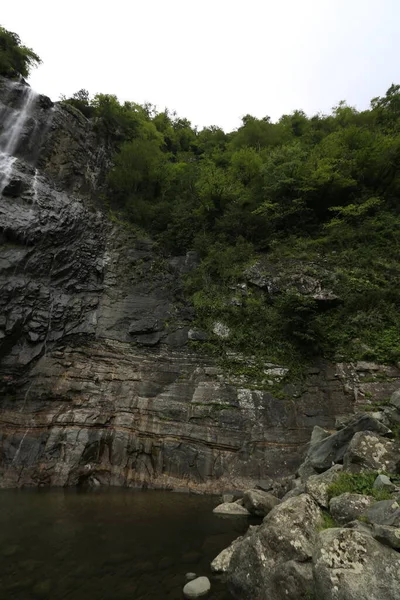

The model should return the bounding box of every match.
[0,26,41,79]
[51,73,400,371]
[319,511,337,530]
[327,472,396,501]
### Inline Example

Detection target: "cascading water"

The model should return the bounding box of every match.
[0,84,38,195]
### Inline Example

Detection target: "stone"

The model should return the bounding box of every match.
[343,431,400,473]
[254,477,274,491]
[212,322,230,338]
[329,493,375,524]
[310,425,330,446]
[373,474,396,493]
[306,414,393,472]
[389,388,400,411]
[185,573,197,581]
[297,460,318,482]
[183,576,211,599]
[188,329,208,341]
[226,494,322,600]
[211,537,242,573]
[281,482,306,501]
[372,524,400,550]
[242,489,280,516]
[363,499,400,526]
[213,503,250,516]
[222,493,235,503]
[305,464,343,508]
[313,528,400,600]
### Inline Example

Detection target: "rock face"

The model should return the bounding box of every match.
[1,76,400,491]
[313,528,400,600]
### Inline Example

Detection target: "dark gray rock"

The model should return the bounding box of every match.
[310,425,331,446]
[305,464,343,508]
[306,414,393,472]
[373,474,397,493]
[363,500,400,526]
[372,524,400,550]
[211,536,243,573]
[226,494,322,600]
[343,431,400,473]
[242,489,280,517]
[329,493,374,525]
[389,388,400,412]
[313,528,400,600]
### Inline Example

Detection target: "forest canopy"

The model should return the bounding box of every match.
[59,84,400,373]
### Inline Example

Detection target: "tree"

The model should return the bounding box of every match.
[0,26,41,79]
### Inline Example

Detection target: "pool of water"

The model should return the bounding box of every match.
[0,489,252,600]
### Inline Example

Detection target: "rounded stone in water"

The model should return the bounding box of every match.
[183,576,211,599]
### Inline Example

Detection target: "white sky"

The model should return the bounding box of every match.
[2,0,400,131]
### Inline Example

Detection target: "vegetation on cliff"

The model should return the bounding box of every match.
[73,85,400,372]
[0,26,41,79]
[3,29,399,371]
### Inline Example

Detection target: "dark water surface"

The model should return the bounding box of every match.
[0,489,250,600]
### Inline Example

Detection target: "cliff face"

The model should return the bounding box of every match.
[1,77,399,491]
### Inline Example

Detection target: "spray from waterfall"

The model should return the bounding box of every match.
[0,84,38,195]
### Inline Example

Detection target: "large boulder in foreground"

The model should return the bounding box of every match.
[313,528,400,600]
[226,494,322,600]
[242,489,280,516]
[306,415,392,472]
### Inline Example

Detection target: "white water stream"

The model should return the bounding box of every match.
[0,85,38,195]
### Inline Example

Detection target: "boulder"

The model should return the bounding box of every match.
[313,528,400,600]
[310,425,330,446]
[297,459,318,482]
[211,536,243,573]
[389,388,400,412]
[329,493,375,525]
[305,464,343,508]
[373,474,396,493]
[213,503,250,516]
[343,431,399,473]
[183,576,210,599]
[363,499,400,526]
[372,524,400,550]
[242,489,280,517]
[306,414,392,472]
[222,493,235,503]
[226,494,322,600]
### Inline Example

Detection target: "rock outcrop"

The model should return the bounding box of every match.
[218,396,400,600]
[1,76,400,491]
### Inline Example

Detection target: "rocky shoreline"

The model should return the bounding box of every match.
[206,388,400,600]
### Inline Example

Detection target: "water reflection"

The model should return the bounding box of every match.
[0,489,251,599]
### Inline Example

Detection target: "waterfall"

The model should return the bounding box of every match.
[0,84,38,195]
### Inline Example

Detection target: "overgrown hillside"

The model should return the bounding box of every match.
[66,86,400,376]
[2,25,400,377]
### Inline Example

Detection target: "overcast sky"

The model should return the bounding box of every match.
[2,0,400,131]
